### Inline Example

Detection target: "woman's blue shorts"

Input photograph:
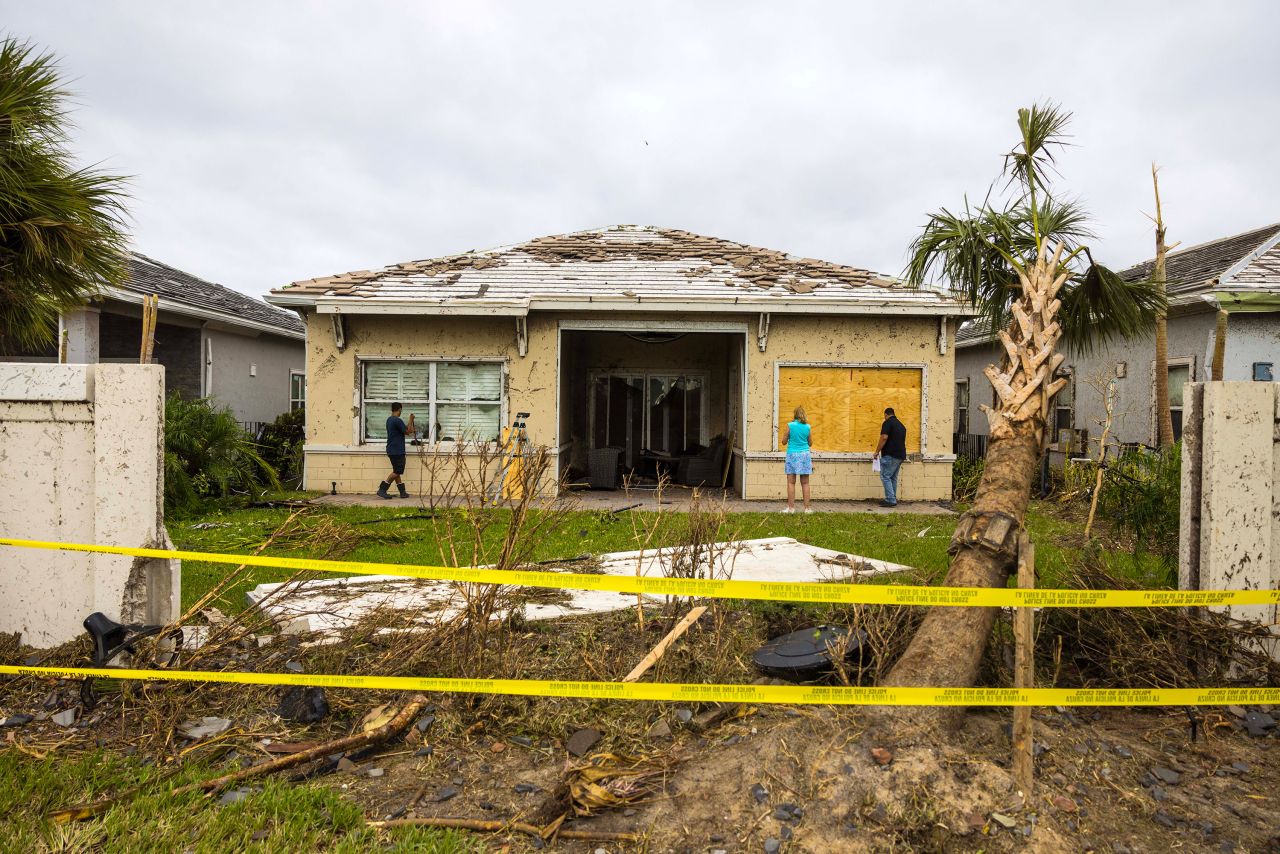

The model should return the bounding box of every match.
[784,451,812,475]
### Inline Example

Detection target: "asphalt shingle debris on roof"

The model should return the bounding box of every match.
[275,225,948,307]
[126,253,303,335]
[1117,223,1280,295]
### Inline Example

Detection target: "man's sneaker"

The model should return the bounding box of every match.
[782,507,794,514]
[878,500,897,507]
[804,508,813,514]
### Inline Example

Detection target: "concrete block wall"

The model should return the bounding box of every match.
[307,448,560,498]
[0,364,179,647]
[1179,381,1279,659]
[740,458,953,501]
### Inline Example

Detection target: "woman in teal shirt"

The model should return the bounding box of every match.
[781,406,813,513]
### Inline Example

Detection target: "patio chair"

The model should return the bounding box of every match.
[676,435,727,487]
[588,446,623,489]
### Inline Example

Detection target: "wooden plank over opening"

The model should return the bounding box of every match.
[777,366,922,453]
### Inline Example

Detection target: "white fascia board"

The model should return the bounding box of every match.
[1219,230,1280,286]
[103,286,305,340]
[526,297,974,316]
[287,294,973,318]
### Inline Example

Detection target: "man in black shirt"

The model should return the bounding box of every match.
[377,402,416,499]
[872,407,907,507]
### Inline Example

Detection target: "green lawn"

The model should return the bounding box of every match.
[0,750,478,853]
[170,496,1168,614]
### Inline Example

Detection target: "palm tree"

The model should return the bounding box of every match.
[887,104,1163,708]
[0,38,129,353]
[1151,165,1175,448]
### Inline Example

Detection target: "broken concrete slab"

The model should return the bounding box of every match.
[246,537,910,640]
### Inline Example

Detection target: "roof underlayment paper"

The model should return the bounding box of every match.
[244,537,912,640]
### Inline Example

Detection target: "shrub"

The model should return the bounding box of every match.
[1098,443,1180,579]
[951,455,984,502]
[164,392,281,513]
[257,407,305,487]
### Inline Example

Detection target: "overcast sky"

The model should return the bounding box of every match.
[5,2,1278,300]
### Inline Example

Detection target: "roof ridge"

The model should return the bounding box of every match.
[283,224,893,292]
[1120,221,1280,275]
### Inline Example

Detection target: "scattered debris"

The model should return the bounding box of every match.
[990,812,1017,829]
[566,728,602,757]
[51,709,77,727]
[367,816,636,843]
[435,786,459,803]
[179,717,231,740]
[0,714,33,728]
[168,696,429,799]
[276,687,328,724]
[750,783,769,804]
[217,788,253,806]
[869,747,894,766]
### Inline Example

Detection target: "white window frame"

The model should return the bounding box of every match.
[289,370,306,411]
[1150,355,1195,445]
[772,361,929,456]
[358,356,507,447]
[1052,366,1075,438]
[954,378,970,435]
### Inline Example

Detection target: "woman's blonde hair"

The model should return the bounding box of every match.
[792,406,807,424]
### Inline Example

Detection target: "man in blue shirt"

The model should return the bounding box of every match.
[377,402,416,499]
[872,407,907,507]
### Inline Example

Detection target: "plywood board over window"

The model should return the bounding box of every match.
[777,366,922,453]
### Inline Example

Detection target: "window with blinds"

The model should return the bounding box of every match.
[776,365,923,453]
[361,360,503,443]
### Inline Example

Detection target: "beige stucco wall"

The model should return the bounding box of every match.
[740,314,955,500]
[0,363,179,647]
[303,310,955,501]
[304,311,558,494]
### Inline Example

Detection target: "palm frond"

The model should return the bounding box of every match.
[0,37,130,351]
[1004,102,1073,201]
[1058,261,1166,354]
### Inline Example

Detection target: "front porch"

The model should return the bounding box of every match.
[557,325,747,494]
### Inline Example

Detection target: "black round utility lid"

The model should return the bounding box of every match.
[752,625,869,680]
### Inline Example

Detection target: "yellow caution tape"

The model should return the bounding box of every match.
[3,664,1278,707]
[2,536,1277,608]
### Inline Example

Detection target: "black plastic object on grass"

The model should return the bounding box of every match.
[752,625,869,681]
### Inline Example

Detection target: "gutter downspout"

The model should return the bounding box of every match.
[204,335,213,397]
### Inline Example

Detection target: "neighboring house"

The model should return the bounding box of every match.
[268,226,971,500]
[0,253,306,426]
[954,222,1280,455]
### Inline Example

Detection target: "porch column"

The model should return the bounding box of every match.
[59,307,100,364]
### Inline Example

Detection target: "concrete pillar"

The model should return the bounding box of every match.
[58,307,100,364]
[0,363,179,647]
[1179,381,1279,659]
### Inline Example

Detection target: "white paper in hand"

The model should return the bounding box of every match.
[871,457,881,473]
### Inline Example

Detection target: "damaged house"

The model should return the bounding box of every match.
[268,226,971,500]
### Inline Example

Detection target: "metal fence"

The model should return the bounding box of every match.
[954,432,988,460]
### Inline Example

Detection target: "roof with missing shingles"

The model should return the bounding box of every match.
[270,225,963,311]
[1116,222,1280,294]
[125,253,304,336]
[956,222,1280,348]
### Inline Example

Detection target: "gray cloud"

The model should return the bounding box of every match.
[4,0,1277,298]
